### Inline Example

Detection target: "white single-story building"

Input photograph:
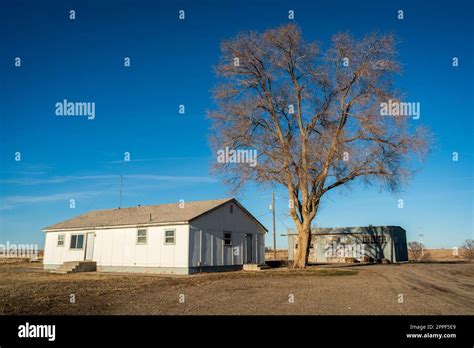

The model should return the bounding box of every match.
[43,198,267,274]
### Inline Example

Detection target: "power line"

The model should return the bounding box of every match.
[256,211,271,219]
[276,214,291,230]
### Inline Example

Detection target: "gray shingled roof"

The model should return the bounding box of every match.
[44,198,235,230]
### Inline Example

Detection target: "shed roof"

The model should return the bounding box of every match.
[44,198,267,232]
[286,226,405,235]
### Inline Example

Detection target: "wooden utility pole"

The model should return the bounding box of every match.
[272,191,276,260]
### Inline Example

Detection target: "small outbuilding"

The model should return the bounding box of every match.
[287,226,408,263]
[43,198,267,274]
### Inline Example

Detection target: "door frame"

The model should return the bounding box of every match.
[84,232,95,261]
[245,233,253,264]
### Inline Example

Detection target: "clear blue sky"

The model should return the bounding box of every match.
[0,0,472,249]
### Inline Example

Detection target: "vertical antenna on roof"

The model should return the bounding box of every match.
[119,174,123,209]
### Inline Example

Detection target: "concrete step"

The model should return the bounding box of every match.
[50,261,96,274]
[243,263,268,271]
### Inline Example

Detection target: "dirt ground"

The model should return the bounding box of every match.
[1,260,473,315]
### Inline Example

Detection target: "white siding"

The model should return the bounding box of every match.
[43,224,189,268]
[43,200,266,272]
[43,231,88,265]
[189,201,266,267]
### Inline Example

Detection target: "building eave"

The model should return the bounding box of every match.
[42,221,190,233]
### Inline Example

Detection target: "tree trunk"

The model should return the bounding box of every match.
[293,223,312,268]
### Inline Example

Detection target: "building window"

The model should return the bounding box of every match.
[57,234,65,247]
[229,204,233,214]
[137,229,147,244]
[362,235,372,244]
[362,234,386,244]
[70,234,84,249]
[164,230,175,245]
[223,231,232,246]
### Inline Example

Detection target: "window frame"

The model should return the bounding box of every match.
[136,228,148,245]
[229,204,233,214]
[164,229,176,245]
[362,234,386,244]
[57,234,65,247]
[69,234,85,250]
[223,231,232,246]
[362,234,373,244]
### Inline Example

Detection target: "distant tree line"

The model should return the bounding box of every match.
[408,239,473,262]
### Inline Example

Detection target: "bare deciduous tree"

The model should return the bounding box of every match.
[208,24,429,268]
[461,239,474,262]
[408,241,424,262]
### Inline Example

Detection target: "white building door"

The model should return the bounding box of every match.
[245,234,253,263]
[85,233,95,260]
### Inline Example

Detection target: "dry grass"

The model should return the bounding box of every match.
[421,249,462,261]
[266,249,465,262]
[264,249,288,260]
